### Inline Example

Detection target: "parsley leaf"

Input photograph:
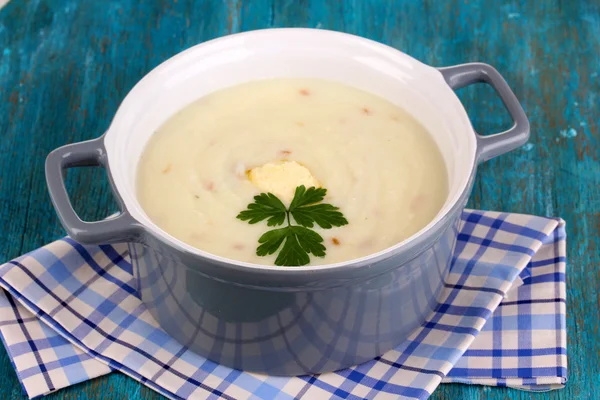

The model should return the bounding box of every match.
[238,185,348,266]
[256,227,288,256]
[236,193,286,226]
[291,203,348,229]
[289,185,349,229]
[257,226,325,266]
[289,186,327,209]
[291,226,326,257]
[274,229,311,266]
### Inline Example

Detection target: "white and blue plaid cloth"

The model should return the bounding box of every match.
[0,210,567,399]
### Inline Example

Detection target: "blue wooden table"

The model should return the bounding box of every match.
[0,0,598,399]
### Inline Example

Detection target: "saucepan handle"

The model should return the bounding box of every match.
[438,62,530,162]
[45,136,143,244]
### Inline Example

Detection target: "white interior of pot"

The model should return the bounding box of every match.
[104,29,476,268]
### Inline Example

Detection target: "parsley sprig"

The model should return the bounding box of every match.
[237,186,349,266]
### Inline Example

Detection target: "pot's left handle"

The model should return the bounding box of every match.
[45,137,143,244]
[438,62,530,162]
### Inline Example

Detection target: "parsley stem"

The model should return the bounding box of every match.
[286,210,291,227]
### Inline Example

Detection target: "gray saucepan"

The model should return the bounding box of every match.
[45,29,529,375]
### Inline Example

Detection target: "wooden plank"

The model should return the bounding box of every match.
[0,0,597,399]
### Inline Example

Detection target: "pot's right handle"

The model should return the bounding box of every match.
[45,136,143,244]
[438,62,530,162]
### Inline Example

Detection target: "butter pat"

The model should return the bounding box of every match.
[248,161,320,203]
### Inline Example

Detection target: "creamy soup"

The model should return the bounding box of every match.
[137,79,448,265]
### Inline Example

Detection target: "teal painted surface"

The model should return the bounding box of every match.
[0,0,598,399]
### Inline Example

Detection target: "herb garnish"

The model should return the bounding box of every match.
[237,185,349,266]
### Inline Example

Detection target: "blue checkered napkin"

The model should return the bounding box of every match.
[0,210,566,399]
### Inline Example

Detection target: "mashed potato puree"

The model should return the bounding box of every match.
[137,79,448,265]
